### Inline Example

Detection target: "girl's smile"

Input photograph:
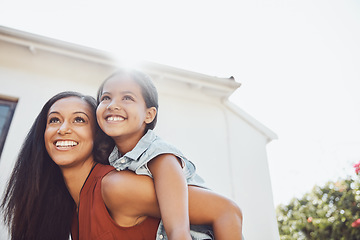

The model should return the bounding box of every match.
[106,115,125,122]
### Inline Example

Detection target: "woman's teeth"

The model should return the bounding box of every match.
[55,141,78,147]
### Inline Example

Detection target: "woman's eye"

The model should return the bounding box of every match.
[74,117,86,123]
[49,117,60,124]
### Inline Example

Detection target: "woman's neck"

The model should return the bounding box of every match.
[61,160,96,206]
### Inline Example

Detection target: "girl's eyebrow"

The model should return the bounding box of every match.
[102,90,136,95]
[121,90,138,96]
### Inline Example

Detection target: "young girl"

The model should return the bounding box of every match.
[96,69,243,239]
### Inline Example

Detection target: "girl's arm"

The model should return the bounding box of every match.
[147,154,192,240]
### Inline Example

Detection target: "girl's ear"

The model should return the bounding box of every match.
[145,107,157,124]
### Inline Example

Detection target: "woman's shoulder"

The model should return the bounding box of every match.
[101,170,156,204]
[101,169,160,219]
[101,170,135,197]
[101,170,129,214]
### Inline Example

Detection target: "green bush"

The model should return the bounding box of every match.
[277,177,360,240]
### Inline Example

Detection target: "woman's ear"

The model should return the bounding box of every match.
[145,107,157,124]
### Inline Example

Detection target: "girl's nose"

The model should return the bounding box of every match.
[106,100,121,111]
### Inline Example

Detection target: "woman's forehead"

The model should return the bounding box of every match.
[49,97,93,115]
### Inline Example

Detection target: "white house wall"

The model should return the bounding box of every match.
[0,28,280,240]
[224,102,280,239]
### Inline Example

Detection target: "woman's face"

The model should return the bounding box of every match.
[44,97,96,169]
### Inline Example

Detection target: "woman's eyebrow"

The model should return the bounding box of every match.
[48,111,60,116]
[74,111,90,120]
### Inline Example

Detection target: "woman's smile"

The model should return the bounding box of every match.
[54,139,79,148]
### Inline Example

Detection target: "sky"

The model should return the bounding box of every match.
[1,0,360,207]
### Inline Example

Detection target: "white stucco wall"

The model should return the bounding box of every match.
[224,102,280,239]
[0,27,279,240]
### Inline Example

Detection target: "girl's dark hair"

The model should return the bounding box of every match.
[1,91,111,240]
[97,68,159,132]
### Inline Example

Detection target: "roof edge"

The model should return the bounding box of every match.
[0,25,241,96]
[223,100,278,143]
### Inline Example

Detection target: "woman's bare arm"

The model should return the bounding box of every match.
[187,186,243,240]
[102,169,243,239]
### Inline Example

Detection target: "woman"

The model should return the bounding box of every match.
[1,91,242,240]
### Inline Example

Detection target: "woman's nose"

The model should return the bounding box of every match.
[57,122,72,135]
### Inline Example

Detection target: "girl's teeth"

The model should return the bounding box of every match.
[107,116,124,121]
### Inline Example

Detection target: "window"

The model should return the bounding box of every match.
[0,95,18,158]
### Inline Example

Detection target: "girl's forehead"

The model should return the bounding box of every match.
[103,76,141,91]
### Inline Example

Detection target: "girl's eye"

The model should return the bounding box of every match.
[123,95,134,101]
[101,95,110,101]
[74,117,86,123]
[48,117,60,124]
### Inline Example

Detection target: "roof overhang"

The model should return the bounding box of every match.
[0,26,241,98]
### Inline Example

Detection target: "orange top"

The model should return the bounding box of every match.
[71,164,160,240]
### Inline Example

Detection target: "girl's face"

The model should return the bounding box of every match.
[96,76,156,145]
[44,97,95,169]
